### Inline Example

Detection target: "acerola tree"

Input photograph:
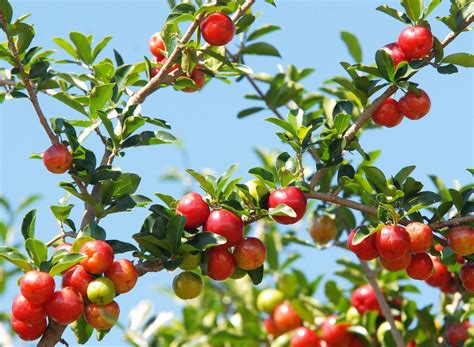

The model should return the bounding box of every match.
[0,0,473,346]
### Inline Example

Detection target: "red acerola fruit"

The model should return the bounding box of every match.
[205,209,243,248]
[62,265,95,298]
[233,237,266,270]
[200,12,235,46]
[399,90,431,120]
[425,257,450,287]
[20,271,55,305]
[11,316,47,341]
[447,226,474,256]
[149,32,166,60]
[347,228,379,261]
[79,240,114,274]
[406,222,433,253]
[406,253,433,280]
[85,301,120,330]
[382,42,407,68]
[207,247,235,281]
[263,317,282,337]
[43,143,73,174]
[375,225,411,261]
[105,259,139,294]
[351,284,381,315]
[372,98,403,128]
[12,294,46,325]
[55,242,72,252]
[182,69,206,93]
[290,326,321,347]
[45,287,84,324]
[446,322,472,346]
[150,59,180,78]
[321,316,352,347]
[349,335,366,347]
[380,252,412,272]
[176,192,210,229]
[273,302,302,333]
[268,187,307,225]
[397,26,433,60]
[460,262,474,291]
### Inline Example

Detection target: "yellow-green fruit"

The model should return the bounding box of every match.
[256,288,285,313]
[87,277,116,305]
[309,215,337,245]
[377,321,405,344]
[172,271,203,300]
[276,274,298,298]
[231,267,246,280]
[346,306,361,323]
[179,252,201,271]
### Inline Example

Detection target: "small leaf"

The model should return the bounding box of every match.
[247,24,281,41]
[340,31,362,63]
[50,204,74,222]
[25,239,48,266]
[49,253,86,276]
[21,209,37,240]
[237,107,265,118]
[241,42,281,57]
[442,53,474,67]
[401,0,423,21]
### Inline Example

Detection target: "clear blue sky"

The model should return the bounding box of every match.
[0,0,472,345]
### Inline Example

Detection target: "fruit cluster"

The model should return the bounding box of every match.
[11,240,138,342]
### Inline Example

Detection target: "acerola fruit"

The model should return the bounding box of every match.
[176,192,210,229]
[205,209,243,248]
[309,215,337,245]
[12,294,46,325]
[105,259,138,294]
[425,257,450,287]
[372,98,403,128]
[406,253,433,280]
[46,287,83,324]
[43,143,73,174]
[55,242,72,252]
[382,42,407,68]
[398,26,433,60]
[447,226,474,256]
[85,301,120,330]
[460,262,474,291]
[87,277,116,305]
[182,69,206,93]
[150,59,180,78]
[62,265,95,298]
[233,237,266,270]
[347,228,378,261]
[406,222,433,253]
[446,322,472,346]
[273,302,302,333]
[20,270,55,305]
[375,225,411,261]
[380,252,412,272]
[321,316,352,347]
[149,32,166,60]
[290,326,321,347]
[349,335,366,347]
[256,288,285,313]
[207,247,235,281]
[263,317,282,337]
[399,90,431,120]
[11,316,47,341]
[79,240,114,274]
[351,284,381,315]
[200,12,235,46]
[172,271,203,300]
[179,252,202,271]
[268,187,307,225]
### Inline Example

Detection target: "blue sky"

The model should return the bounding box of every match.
[0,0,472,345]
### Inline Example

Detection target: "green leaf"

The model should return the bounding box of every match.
[25,239,48,266]
[89,83,114,119]
[92,36,112,61]
[21,209,37,240]
[375,49,395,81]
[437,64,458,74]
[362,166,388,193]
[52,92,88,116]
[248,167,275,187]
[340,31,362,63]
[394,165,416,185]
[376,5,412,24]
[237,107,265,118]
[187,232,226,250]
[235,14,255,34]
[154,193,176,208]
[449,188,464,212]
[423,0,442,18]
[241,42,281,57]
[268,204,296,217]
[80,221,106,240]
[106,240,138,254]
[53,37,78,59]
[185,169,216,196]
[247,265,264,285]
[401,0,423,21]
[16,23,35,54]
[121,131,176,148]
[442,53,474,67]
[50,204,74,222]
[49,253,86,276]
[70,314,93,344]
[70,32,93,65]
[0,247,34,272]
[248,24,281,41]
[0,0,13,24]
[166,215,186,253]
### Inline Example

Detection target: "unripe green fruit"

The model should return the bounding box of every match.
[87,277,116,305]
[377,321,405,344]
[230,267,246,280]
[256,288,285,313]
[179,252,201,271]
[276,274,298,298]
[172,271,203,300]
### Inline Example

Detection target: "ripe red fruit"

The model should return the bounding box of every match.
[380,252,412,272]
[85,301,120,330]
[176,192,210,229]
[382,43,407,68]
[372,98,403,128]
[79,240,114,274]
[149,32,166,60]
[11,316,47,341]
[150,59,180,78]
[273,302,302,333]
[446,322,472,346]
[398,26,433,60]
[425,257,450,287]
[406,253,433,280]
[321,316,352,346]
[460,262,474,291]
[12,294,46,325]
[207,247,235,281]
[349,335,365,347]
[43,143,73,174]
[347,228,378,261]
[351,284,381,315]
[268,187,307,225]
[62,265,95,298]
[55,242,72,252]
[200,12,235,46]
[263,317,282,337]
[46,287,83,324]
[105,259,139,294]
[20,271,55,305]
[205,209,243,248]
[399,90,431,120]
[233,237,266,270]
[375,225,411,260]
[182,69,206,93]
[448,226,474,256]
[290,327,321,347]
[406,222,433,253]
